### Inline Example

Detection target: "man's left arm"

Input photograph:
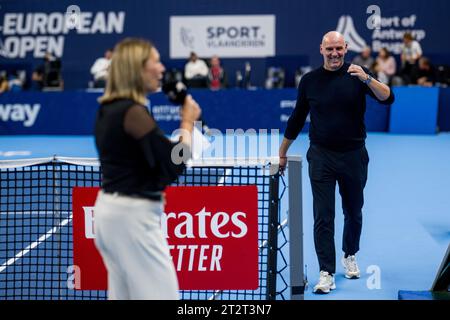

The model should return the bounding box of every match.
[348,64,394,104]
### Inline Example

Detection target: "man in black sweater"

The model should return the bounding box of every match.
[279,31,394,294]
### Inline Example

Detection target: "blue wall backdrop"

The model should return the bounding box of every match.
[1,0,449,89]
[3,87,449,136]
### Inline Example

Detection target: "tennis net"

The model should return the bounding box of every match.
[0,156,301,300]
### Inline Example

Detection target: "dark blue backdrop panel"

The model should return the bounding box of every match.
[0,91,100,135]
[0,0,449,89]
[389,87,439,134]
[366,96,390,132]
[191,89,297,132]
[438,88,450,132]
[1,89,394,135]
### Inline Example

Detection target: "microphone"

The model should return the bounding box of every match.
[161,81,187,105]
[161,81,210,134]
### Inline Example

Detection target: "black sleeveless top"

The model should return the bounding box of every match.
[94,98,185,198]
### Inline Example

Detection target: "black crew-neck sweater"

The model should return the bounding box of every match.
[284,62,394,151]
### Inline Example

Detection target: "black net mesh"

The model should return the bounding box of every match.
[0,160,287,300]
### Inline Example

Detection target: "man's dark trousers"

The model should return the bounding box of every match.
[306,143,369,274]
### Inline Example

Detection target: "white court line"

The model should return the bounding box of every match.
[0,215,72,273]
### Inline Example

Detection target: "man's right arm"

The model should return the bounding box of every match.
[279,77,310,172]
[279,137,294,157]
[279,137,294,173]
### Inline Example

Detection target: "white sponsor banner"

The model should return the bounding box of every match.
[170,15,275,58]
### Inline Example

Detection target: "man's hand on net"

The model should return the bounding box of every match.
[279,156,287,175]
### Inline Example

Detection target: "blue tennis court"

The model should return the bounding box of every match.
[1,132,449,300]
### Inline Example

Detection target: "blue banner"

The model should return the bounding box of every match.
[0,91,100,135]
[438,88,450,132]
[0,89,397,135]
[0,0,449,89]
[389,87,439,134]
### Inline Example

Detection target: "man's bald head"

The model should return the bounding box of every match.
[320,31,348,71]
[322,31,346,46]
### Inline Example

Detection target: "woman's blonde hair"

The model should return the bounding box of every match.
[98,38,154,105]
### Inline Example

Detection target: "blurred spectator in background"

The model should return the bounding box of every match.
[0,71,9,93]
[208,55,227,90]
[416,57,437,87]
[8,71,24,91]
[400,32,422,84]
[31,63,45,91]
[31,52,62,90]
[184,52,208,88]
[90,48,113,88]
[374,47,396,85]
[265,67,285,89]
[352,46,375,71]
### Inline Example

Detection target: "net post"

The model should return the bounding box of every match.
[51,158,63,299]
[266,170,279,300]
[288,157,305,300]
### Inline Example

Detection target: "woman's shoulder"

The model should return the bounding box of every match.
[102,97,135,105]
[102,98,144,112]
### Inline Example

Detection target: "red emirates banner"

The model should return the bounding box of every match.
[72,186,259,290]
[72,187,106,290]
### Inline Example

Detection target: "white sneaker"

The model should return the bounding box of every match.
[313,271,336,294]
[341,255,361,279]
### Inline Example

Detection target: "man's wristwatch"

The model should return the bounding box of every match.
[363,74,372,85]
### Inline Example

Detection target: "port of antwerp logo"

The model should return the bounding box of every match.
[336,15,368,53]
